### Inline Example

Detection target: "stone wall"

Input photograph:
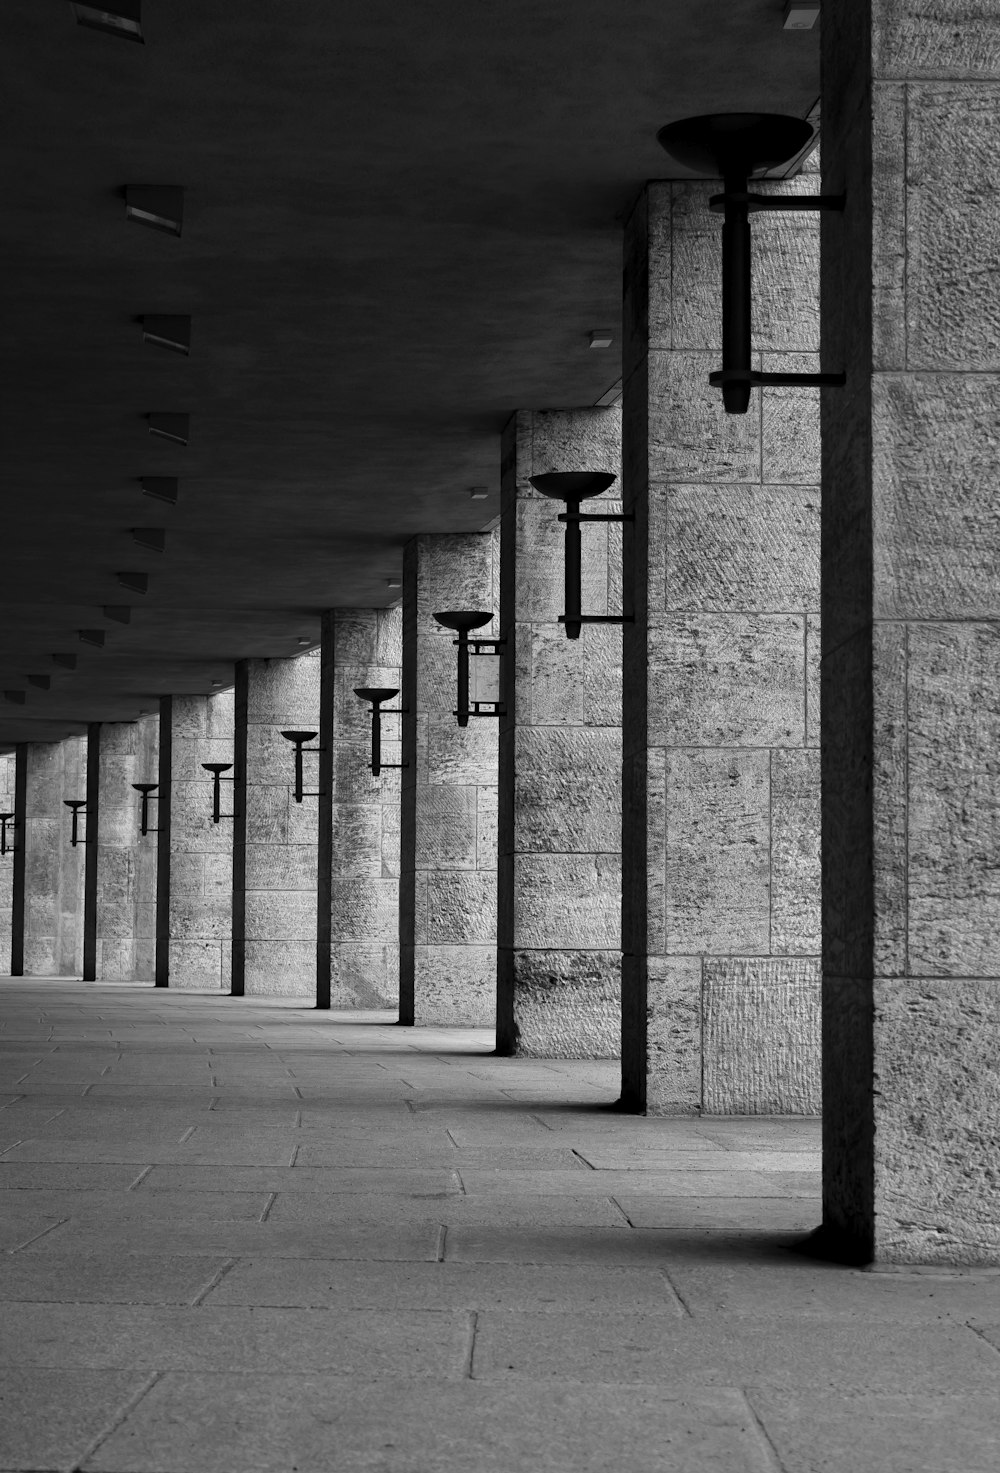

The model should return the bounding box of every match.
[622,170,822,1114]
[0,753,16,972]
[95,717,158,981]
[497,407,622,1057]
[22,736,88,976]
[400,532,500,1025]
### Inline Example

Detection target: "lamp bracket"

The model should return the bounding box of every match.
[709,369,847,389]
[709,191,845,214]
[454,701,506,719]
[557,511,634,525]
[558,614,635,626]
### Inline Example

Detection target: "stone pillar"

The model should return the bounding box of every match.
[94,716,158,981]
[318,608,402,1010]
[22,736,88,976]
[400,532,499,1025]
[162,692,234,990]
[821,0,1000,1264]
[497,408,622,1057]
[234,653,321,997]
[0,752,17,972]
[621,171,822,1113]
[10,746,26,975]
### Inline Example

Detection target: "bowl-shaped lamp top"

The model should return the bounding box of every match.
[529,471,618,502]
[656,112,814,179]
[433,610,494,632]
[132,783,158,794]
[354,687,400,706]
[201,763,233,775]
[280,730,318,744]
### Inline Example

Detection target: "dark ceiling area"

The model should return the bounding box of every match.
[0,1,818,746]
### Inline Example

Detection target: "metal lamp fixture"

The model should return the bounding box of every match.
[353,689,407,778]
[71,2,144,42]
[200,764,234,824]
[131,783,159,836]
[63,799,89,847]
[432,612,504,727]
[279,732,325,804]
[655,113,845,414]
[0,814,18,857]
[528,473,633,640]
[126,186,184,236]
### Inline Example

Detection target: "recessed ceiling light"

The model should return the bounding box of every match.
[783,1,819,27]
[78,629,106,647]
[211,679,224,688]
[27,675,51,690]
[126,186,183,236]
[103,606,131,624]
[131,528,166,553]
[468,487,489,500]
[386,578,402,589]
[117,571,148,594]
[71,3,143,42]
[589,329,614,349]
[142,316,191,355]
[296,638,311,646]
[147,413,189,445]
[52,653,77,670]
[139,476,179,505]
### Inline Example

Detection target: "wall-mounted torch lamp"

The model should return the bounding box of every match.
[63,799,89,847]
[200,763,234,824]
[131,783,159,836]
[352,688,408,778]
[528,473,633,641]
[432,612,505,727]
[279,731,325,804]
[655,112,845,415]
[0,813,17,856]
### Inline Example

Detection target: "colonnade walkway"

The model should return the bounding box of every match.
[1,982,999,1472]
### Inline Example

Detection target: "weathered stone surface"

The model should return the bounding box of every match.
[245,889,315,943]
[760,354,822,486]
[513,854,620,950]
[512,728,620,855]
[22,737,87,976]
[703,959,821,1115]
[330,941,398,1007]
[646,956,702,1115]
[509,950,620,1058]
[244,940,315,996]
[874,2,1000,80]
[425,872,497,945]
[413,786,479,870]
[647,350,758,482]
[771,750,821,956]
[408,943,495,1025]
[330,877,398,944]
[95,716,158,983]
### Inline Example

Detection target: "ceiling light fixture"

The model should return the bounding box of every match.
[432,612,504,727]
[468,487,489,500]
[52,653,77,670]
[71,2,143,43]
[27,675,51,690]
[296,638,311,647]
[589,329,614,349]
[126,186,183,236]
[117,572,148,594]
[103,606,131,624]
[139,476,179,505]
[353,689,407,778]
[141,316,191,355]
[656,113,845,414]
[147,413,189,445]
[386,578,402,589]
[783,1,819,27]
[131,528,166,553]
[78,630,106,647]
[529,473,633,640]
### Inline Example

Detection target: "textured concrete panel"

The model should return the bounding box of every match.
[703,959,821,1115]
[508,950,619,1058]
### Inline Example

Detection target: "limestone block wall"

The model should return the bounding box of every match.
[622,171,822,1114]
[401,532,500,1025]
[821,0,1000,1262]
[235,653,321,997]
[22,736,88,976]
[165,692,234,990]
[0,753,16,972]
[319,607,401,1008]
[497,406,622,1057]
[95,716,158,981]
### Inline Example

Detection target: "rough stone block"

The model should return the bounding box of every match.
[874,4,1000,82]
[244,940,313,996]
[426,872,497,944]
[647,349,759,482]
[245,889,315,942]
[411,943,495,1025]
[330,876,398,944]
[665,485,820,614]
[413,786,478,869]
[512,728,621,854]
[513,854,620,950]
[646,956,702,1115]
[245,844,316,892]
[426,719,497,788]
[246,655,320,724]
[331,805,383,877]
[761,353,822,485]
[169,894,230,941]
[168,940,226,989]
[509,949,620,1058]
[703,958,821,1115]
[330,941,398,1008]
[805,615,821,747]
[771,749,821,955]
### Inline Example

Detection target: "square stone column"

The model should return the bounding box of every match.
[0,752,17,973]
[317,608,401,1009]
[497,408,622,1057]
[21,735,88,976]
[94,716,158,981]
[160,692,234,990]
[233,653,320,997]
[622,172,822,1113]
[821,0,1000,1263]
[400,532,499,1025]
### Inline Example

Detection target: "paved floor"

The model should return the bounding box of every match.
[1,982,999,1472]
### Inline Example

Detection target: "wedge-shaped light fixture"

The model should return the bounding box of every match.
[142,315,191,355]
[147,413,189,445]
[126,186,183,236]
[79,629,106,647]
[27,675,51,690]
[131,528,166,553]
[139,476,179,505]
[103,605,131,624]
[52,653,77,670]
[117,571,148,594]
[3,691,25,705]
[72,2,143,42]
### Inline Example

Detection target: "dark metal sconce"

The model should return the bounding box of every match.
[200,764,234,824]
[432,612,505,727]
[353,689,407,778]
[0,814,18,856]
[131,783,159,836]
[528,472,633,641]
[63,799,89,847]
[656,112,846,415]
[279,731,325,804]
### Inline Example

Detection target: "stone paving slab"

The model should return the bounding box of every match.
[459,1168,821,1197]
[0,1162,145,1190]
[0,1188,272,1222]
[616,1195,820,1231]
[0,1366,154,1473]
[266,1191,630,1227]
[23,1221,444,1261]
[0,1253,231,1304]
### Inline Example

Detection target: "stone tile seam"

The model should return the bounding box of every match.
[738,1387,789,1473]
[70,1368,163,1473]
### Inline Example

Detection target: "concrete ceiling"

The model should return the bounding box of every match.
[0,0,818,746]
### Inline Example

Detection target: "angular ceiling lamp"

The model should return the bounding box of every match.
[139,477,179,505]
[52,653,77,670]
[63,799,89,848]
[142,316,191,355]
[126,186,184,236]
[352,689,407,778]
[79,629,106,647]
[103,606,131,624]
[27,675,51,690]
[147,413,189,445]
[279,732,324,804]
[117,572,148,594]
[200,763,235,824]
[131,783,159,836]
[0,814,18,857]
[71,2,143,42]
[656,113,845,414]
[432,612,504,727]
[528,473,632,641]
[131,528,166,553]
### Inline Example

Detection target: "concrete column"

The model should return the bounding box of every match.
[400,532,499,1025]
[821,0,1000,1263]
[621,171,822,1113]
[234,653,321,997]
[0,753,17,972]
[163,692,234,990]
[318,608,401,1010]
[497,408,622,1057]
[22,736,88,976]
[94,717,158,981]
